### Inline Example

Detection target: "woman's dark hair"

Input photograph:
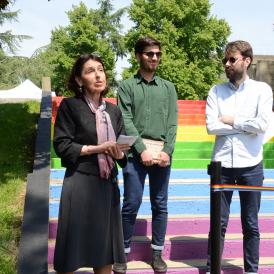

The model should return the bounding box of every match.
[67,53,109,97]
[134,36,161,55]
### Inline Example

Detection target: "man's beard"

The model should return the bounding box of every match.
[140,59,157,73]
[225,68,244,83]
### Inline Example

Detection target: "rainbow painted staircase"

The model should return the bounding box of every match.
[48,97,274,273]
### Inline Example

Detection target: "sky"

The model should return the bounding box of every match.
[2,0,274,76]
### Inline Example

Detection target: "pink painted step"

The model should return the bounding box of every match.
[49,217,274,239]
[48,237,274,264]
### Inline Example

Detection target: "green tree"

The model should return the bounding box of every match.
[0,47,54,90]
[0,50,26,89]
[0,1,30,54]
[123,0,230,99]
[49,1,126,95]
[0,0,9,10]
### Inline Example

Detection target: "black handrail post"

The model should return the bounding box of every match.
[208,161,222,274]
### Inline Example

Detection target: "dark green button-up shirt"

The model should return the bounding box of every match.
[117,73,178,156]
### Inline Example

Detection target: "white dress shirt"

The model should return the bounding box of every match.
[206,78,273,168]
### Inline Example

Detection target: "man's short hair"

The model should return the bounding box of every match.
[225,40,253,68]
[134,36,161,55]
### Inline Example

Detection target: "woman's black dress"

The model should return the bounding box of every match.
[53,97,126,272]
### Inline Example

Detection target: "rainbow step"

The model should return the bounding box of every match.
[48,234,274,264]
[48,258,274,274]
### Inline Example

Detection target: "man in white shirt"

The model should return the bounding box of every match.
[206,40,273,274]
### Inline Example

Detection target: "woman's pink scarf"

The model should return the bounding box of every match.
[84,95,116,179]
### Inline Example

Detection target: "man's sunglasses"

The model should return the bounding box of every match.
[222,57,244,65]
[142,51,162,58]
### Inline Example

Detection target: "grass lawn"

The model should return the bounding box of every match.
[0,101,40,274]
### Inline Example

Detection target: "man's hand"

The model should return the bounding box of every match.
[158,151,170,167]
[140,150,154,166]
[219,115,234,126]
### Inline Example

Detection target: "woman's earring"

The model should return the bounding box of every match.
[79,86,83,93]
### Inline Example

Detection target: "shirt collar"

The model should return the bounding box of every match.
[228,76,250,90]
[135,72,159,85]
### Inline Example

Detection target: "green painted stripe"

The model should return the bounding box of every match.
[175,141,214,150]
[51,158,62,169]
[173,149,212,158]
[264,159,274,168]
[172,159,210,169]
[264,142,274,150]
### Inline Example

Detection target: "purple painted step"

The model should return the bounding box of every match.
[48,238,274,264]
[49,217,274,239]
[47,265,274,274]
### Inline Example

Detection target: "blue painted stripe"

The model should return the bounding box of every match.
[50,182,274,200]
[49,198,274,218]
[50,168,274,180]
[50,169,210,180]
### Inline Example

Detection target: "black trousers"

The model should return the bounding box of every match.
[207,161,263,273]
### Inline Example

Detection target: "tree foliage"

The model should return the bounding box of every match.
[49,1,126,95]
[123,0,231,99]
[0,2,31,54]
[0,48,53,89]
[0,0,10,10]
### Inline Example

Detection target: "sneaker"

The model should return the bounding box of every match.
[113,254,127,274]
[113,261,127,273]
[151,250,167,272]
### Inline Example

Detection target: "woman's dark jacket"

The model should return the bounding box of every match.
[53,96,127,178]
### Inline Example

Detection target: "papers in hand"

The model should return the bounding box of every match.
[117,135,138,146]
[142,138,164,160]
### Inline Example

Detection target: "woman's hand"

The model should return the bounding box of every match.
[81,142,130,159]
[104,142,125,159]
[117,143,131,152]
[99,141,117,153]
[81,141,118,156]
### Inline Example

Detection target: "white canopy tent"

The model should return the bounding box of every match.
[0,79,42,100]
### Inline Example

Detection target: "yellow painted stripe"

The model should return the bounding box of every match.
[176,134,215,141]
[177,126,208,133]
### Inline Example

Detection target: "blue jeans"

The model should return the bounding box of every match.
[207,161,263,273]
[121,156,171,251]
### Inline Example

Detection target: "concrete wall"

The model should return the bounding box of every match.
[249,55,274,92]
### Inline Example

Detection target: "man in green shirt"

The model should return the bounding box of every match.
[114,36,178,273]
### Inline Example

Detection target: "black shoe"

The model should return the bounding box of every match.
[151,250,167,272]
[113,254,127,273]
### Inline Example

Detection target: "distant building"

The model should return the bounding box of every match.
[249,55,274,92]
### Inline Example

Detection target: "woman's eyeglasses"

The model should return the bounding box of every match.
[222,57,244,65]
[142,51,162,58]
